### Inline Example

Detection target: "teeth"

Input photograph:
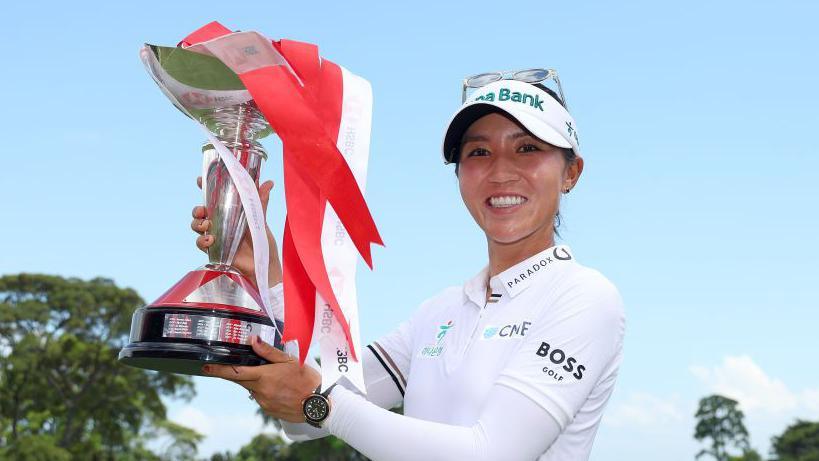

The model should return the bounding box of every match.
[489,196,527,208]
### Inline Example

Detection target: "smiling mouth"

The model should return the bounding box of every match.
[486,195,528,208]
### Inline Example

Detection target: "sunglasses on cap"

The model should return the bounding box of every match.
[461,68,567,107]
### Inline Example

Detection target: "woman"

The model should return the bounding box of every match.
[192,70,625,460]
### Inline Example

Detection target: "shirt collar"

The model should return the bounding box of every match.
[463,245,576,306]
[463,265,491,308]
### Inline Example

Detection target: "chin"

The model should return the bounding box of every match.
[482,218,553,246]
[484,228,533,245]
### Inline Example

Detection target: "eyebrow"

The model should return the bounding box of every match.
[461,131,533,144]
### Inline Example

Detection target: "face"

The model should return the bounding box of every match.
[457,112,582,248]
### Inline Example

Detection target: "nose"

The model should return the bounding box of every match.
[487,152,521,184]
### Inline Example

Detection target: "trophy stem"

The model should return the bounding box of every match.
[201,103,269,268]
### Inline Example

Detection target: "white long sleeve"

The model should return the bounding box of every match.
[325,384,562,461]
[281,346,403,441]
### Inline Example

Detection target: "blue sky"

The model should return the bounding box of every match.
[2,0,818,459]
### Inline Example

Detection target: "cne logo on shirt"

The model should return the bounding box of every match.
[481,320,531,340]
[419,320,454,358]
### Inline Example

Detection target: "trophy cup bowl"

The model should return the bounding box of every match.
[119,45,283,376]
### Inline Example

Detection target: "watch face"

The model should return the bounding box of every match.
[304,395,329,422]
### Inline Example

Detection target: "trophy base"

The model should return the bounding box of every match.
[119,339,269,376]
[119,267,284,376]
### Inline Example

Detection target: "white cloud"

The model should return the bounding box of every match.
[604,392,686,428]
[171,406,213,436]
[689,355,810,414]
[801,388,819,413]
[596,392,700,461]
[167,404,272,456]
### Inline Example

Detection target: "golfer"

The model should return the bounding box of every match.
[191,69,625,460]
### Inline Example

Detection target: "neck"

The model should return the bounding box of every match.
[487,232,556,277]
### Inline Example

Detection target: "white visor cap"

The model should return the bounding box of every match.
[442,79,581,164]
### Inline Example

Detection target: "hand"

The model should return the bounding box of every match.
[202,336,321,423]
[191,177,283,287]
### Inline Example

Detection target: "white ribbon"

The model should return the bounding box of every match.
[312,67,372,394]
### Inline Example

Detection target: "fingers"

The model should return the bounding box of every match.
[250,336,294,364]
[192,205,207,219]
[192,180,208,234]
[202,363,261,382]
[191,216,209,234]
[196,234,214,252]
[259,180,274,216]
[191,206,210,252]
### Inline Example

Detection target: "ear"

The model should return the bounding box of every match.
[564,157,584,191]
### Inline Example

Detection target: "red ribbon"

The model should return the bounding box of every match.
[180,22,382,363]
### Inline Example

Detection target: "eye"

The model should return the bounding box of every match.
[465,147,490,157]
[518,143,540,153]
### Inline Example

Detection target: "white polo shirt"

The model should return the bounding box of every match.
[371,245,625,460]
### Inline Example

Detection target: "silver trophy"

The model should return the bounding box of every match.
[201,104,267,271]
[119,45,283,376]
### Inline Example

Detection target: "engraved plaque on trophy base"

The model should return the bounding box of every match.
[119,266,283,376]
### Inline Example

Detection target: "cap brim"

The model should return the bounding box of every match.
[442,102,574,164]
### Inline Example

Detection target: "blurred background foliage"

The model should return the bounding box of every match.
[1,274,817,460]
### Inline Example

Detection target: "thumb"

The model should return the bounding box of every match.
[251,335,293,363]
[259,180,274,217]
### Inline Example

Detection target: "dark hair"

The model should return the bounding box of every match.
[532,83,565,107]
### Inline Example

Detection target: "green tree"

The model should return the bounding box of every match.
[729,449,764,461]
[695,394,751,461]
[0,273,200,460]
[771,420,819,461]
[213,432,368,461]
[208,451,235,461]
[288,436,368,461]
[233,433,290,460]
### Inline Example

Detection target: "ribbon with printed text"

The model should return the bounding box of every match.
[177,21,380,392]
